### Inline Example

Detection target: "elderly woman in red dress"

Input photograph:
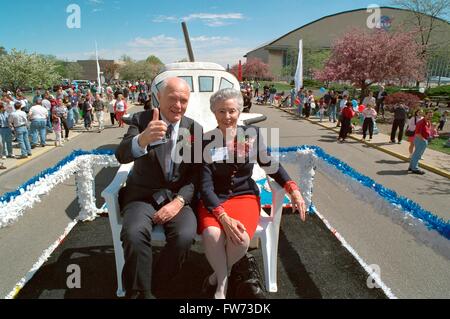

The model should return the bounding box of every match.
[198,88,307,299]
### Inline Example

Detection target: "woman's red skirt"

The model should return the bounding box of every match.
[197,195,261,239]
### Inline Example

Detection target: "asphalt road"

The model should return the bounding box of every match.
[253,104,450,298]
[1,104,449,299]
[0,112,130,298]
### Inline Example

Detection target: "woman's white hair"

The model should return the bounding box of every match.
[210,88,244,113]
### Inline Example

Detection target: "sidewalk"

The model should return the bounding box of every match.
[0,103,142,176]
[0,124,85,175]
[277,106,450,179]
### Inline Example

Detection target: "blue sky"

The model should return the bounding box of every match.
[0,0,391,66]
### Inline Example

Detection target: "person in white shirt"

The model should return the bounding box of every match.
[28,97,49,147]
[8,102,32,158]
[361,105,377,140]
[41,97,53,132]
[114,94,127,128]
[107,94,117,126]
[362,91,376,109]
[93,94,106,132]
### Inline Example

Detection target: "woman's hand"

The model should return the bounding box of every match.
[219,214,247,245]
[290,190,307,222]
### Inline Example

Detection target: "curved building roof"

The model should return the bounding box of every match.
[246,6,450,56]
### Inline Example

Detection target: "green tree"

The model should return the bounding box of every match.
[281,47,330,79]
[0,46,7,56]
[103,61,120,82]
[64,62,84,80]
[146,55,164,66]
[119,60,160,82]
[0,49,61,92]
[393,0,450,56]
[120,54,133,63]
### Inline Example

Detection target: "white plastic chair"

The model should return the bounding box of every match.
[101,163,286,297]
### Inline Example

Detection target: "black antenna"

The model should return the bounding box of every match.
[182,21,195,62]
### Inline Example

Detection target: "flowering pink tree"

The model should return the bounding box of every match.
[315,28,425,97]
[230,58,272,80]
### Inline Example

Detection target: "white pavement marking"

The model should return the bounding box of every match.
[313,209,397,299]
[4,219,78,299]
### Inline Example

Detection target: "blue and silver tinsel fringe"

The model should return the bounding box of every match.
[1,147,448,241]
[271,146,450,240]
[0,149,115,204]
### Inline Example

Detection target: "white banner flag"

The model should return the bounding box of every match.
[95,41,102,94]
[294,39,303,93]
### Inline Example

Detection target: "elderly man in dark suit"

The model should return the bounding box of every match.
[115,77,202,299]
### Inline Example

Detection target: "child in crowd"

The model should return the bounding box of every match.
[430,123,439,139]
[318,98,326,122]
[52,113,62,147]
[361,104,377,140]
[338,101,356,143]
[437,111,447,131]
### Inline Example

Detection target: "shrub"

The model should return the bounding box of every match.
[303,79,324,88]
[384,92,421,108]
[426,85,450,97]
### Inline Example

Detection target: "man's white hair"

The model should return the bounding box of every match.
[210,88,244,113]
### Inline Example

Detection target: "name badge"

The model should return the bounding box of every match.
[211,147,229,162]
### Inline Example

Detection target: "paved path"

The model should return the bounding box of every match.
[252,104,450,298]
[1,103,449,299]
[277,106,450,177]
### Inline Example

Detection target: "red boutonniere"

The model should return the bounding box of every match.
[179,133,195,148]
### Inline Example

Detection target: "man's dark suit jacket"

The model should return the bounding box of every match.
[115,110,202,210]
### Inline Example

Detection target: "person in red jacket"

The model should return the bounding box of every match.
[338,101,355,142]
[408,110,433,175]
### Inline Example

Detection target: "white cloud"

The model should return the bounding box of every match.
[183,13,244,21]
[191,36,232,44]
[88,0,103,4]
[57,34,248,68]
[152,12,244,27]
[127,35,178,48]
[152,15,178,23]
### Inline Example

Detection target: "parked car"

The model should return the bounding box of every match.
[72,80,91,88]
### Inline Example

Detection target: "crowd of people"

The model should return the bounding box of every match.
[238,81,447,176]
[0,80,152,169]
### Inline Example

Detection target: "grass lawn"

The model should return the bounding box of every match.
[260,81,292,92]
[427,135,450,155]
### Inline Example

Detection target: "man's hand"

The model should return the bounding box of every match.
[138,108,168,148]
[290,190,307,222]
[152,199,184,225]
